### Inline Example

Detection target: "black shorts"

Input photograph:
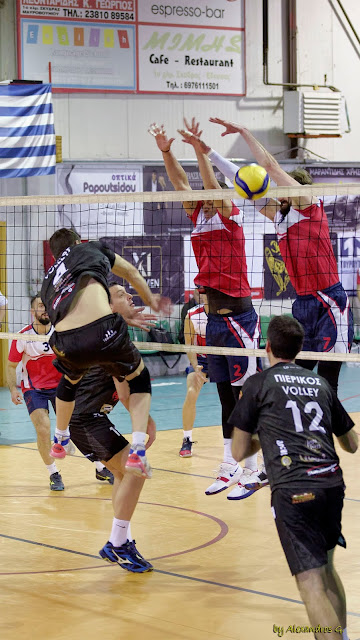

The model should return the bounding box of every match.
[50,314,141,381]
[69,413,129,462]
[271,485,346,576]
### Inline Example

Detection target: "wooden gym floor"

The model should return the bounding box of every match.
[0,419,359,640]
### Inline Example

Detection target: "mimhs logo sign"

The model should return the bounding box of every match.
[339,237,360,258]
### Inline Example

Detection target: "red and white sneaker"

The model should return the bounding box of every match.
[50,442,66,459]
[205,462,243,495]
[125,445,152,479]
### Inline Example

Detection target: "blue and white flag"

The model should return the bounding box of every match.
[0,83,55,179]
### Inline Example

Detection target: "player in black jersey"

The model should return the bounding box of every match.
[230,315,358,640]
[69,284,156,573]
[41,228,169,479]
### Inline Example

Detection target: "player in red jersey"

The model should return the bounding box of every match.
[180,294,209,458]
[208,118,354,395]
[6,294,116,490]
[149,121,266,499]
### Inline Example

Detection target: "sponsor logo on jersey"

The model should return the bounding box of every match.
[306,438,322,452]
[281,455,292,467]
[276,439,288,456]
[52,345,65,358]
[291,492,315,504]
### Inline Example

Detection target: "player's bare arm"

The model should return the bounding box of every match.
[231,428,261,462]
[337,428,358,454]
[148,122,196,216]
[179,118,233,217]
[111,254,171,314]
[7,361,23,405]
[210,117,314,211]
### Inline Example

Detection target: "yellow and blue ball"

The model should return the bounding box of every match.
[233,164,270,200]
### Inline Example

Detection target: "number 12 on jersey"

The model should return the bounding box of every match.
[285,400,326,434]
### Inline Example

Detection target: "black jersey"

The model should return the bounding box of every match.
[41,241,116,325]
[72,366,119,417]
[230,362,354,491]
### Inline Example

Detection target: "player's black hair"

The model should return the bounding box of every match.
[201,181,228,190]
[267,315,304,360]
[49,228,81,259]
[30,292,42,308]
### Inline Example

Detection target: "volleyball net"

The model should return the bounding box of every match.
[1,184,360,363]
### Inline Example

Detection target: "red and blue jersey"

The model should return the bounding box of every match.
[8,324,61,392]
[190,202,251,298]
[274,200,339,295]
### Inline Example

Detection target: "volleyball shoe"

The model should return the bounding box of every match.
[99,540,153,573]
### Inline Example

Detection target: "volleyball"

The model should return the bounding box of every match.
[233,164,270,200]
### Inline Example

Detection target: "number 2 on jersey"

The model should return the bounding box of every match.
[285,400,326,434]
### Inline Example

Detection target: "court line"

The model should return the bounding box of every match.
[0,532,359,619]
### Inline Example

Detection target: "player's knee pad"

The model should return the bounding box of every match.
[127,366,152,395]
[57,376,82,402]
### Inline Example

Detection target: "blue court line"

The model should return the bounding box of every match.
[0,533,359,618]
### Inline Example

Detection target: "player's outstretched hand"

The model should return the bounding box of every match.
[127,307,158,332]
[145,415,156,450]
[148,123,175,152]
[209,117,242,136]
[150,294,173,316]
[10,388,23,405]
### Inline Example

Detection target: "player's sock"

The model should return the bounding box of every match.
[54,427,70,445]
[109,518,130,547]
[127,523,132,542]
[223,438,237,465]
[132,431,146,448]
[183,430,192,439]
[244,452,258,472]
[342,628,349,640]
[46,462,58,476]
[94,461,105,472]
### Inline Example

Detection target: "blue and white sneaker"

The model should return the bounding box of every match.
[205,462,243,495]
[99,540,153,573]
[227,468,268,500]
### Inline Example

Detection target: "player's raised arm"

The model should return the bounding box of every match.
[209,117,313,211]
[148,122,196,216]
[178,118,233,218]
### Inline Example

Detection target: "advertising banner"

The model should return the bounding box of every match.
[102,235,185,304]
[142,164,225,234]
[56,162,144,237]
[337,233,360,296]
[306,166,360,230]
[17,0,245,95]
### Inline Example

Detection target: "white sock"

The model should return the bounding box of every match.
[109,518,129,547]
[94,461,105,471]
[342,628,349,640]
[55,427,70,443]
[244,453,258,472]
[183,430,192,439]
[132,431,146,448]
[46,462,58,476]
[127,523,132,542]
[223,438,237,465]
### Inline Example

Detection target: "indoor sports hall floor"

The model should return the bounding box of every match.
[0,369,359,640]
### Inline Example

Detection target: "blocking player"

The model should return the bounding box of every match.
[69,282,157,572]
[41,229,170,479]
[180,293,208,458]
[208,118,354,395]
[149,121,265,499]
[6,294,115,490]
[230,315,357,640]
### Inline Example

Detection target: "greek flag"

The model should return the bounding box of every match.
[0,83,55,178]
